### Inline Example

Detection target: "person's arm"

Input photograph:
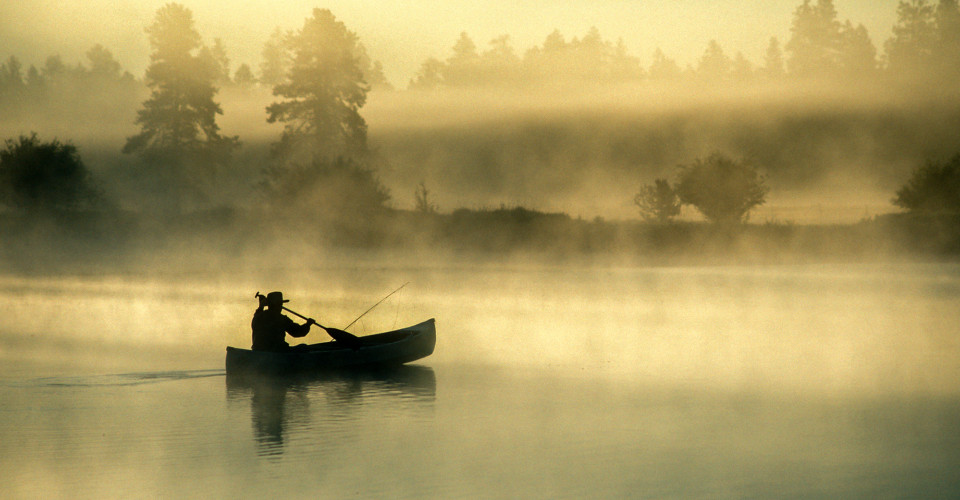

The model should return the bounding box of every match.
[285,315,314,338]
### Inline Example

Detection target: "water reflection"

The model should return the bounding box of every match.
[226,366,436,456]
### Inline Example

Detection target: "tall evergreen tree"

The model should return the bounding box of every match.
[24,66,42,90]
[697,40,731,80]
[444,32,481,85]
[611,38,644,81]
[731,52,754,81]
[409,57,444,90]
[648,48,682,80]
[520,30,565,84]
[85,45,124,79]
[885,0,937,76]
[201,38,232,86]
[761,37,786,80]
[259,28,287,87]
[935,0,960,75]
[354,44,392,91]
[123,3,239,212]
[839,21,878,76]
[482,35,521,84]
[542,30,566,53]
[0,56,25,96]
[41,55,70,81]
[233,63,257,87]
[786,0,843,77]
[265,8,369,163]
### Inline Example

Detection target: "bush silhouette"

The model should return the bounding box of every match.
[0,133,103,212]
[893,154,960,213]
[262,156,390,219]
[634,178,681,222]
[675,152,768,224]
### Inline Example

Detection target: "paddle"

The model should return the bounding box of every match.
[255,292,362,348]
[284,306,363,349]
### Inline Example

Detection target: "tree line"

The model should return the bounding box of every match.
[0,45,140,118]
[411,0,960,88]
[3,0,960,97]
[0,45,134,91]
[1,1,959,225]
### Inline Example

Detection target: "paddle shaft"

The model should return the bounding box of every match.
[280,305,313,323]
[281,305,357,339]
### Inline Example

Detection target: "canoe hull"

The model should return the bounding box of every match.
[226,319,436,375]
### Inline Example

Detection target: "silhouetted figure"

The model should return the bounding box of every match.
[251,291,315,351]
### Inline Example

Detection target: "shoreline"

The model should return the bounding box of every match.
[1,207,958,275]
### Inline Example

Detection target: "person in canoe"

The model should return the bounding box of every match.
[251,291,317,351]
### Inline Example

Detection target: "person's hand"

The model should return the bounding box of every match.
[306,318,317,326]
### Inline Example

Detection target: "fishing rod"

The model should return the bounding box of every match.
[343,282,409,331]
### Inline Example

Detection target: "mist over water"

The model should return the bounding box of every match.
[2,261,958,394]
[1,262,959,497]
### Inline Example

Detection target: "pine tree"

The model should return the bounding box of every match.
[444,32,481,86]
[482,35,521,84]
[838,22,878,76]
[201,38,231,86]
[786,0,843,77]
[648,48,682,80]
[761,37,786,80]
[697,40,731,80]
[409,58,444,90]
[85,45,123,79]
[354,44,393,91]
[935,0,960,75]
[265,8,369,164]
[123,3,239,212]
[233,64,257,87]
[0,56,25,97]
[259,28,287,87]
[731,52,754,81]
[611,38,644,82]
[885,0,937,76]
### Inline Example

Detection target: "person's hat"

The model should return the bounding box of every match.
[266,291,289,306]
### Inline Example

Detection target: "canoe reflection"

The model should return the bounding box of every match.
[226,365,436,456]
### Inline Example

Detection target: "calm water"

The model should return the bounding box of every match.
[1,262,959,498]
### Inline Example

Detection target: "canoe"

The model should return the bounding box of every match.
[226,318,436,374]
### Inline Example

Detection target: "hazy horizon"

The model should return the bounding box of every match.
[1,0,898,87]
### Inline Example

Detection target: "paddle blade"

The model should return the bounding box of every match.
[324,327,362,348]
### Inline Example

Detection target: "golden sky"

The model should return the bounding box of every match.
[2,1,898,86]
